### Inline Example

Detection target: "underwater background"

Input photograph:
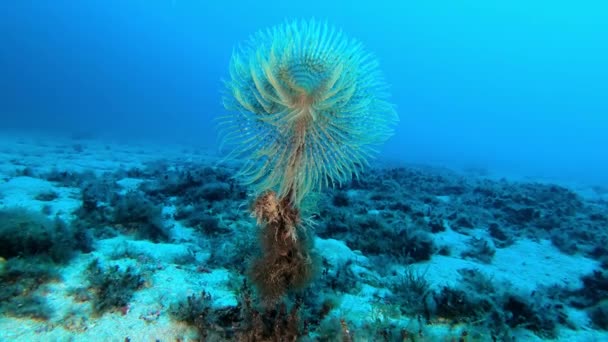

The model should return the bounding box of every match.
[1,1,608,341]
[2,0,607,183]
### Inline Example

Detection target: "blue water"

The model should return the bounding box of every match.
[1,0,607,183]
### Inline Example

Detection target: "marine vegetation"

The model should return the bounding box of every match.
[85,259,144,316]
[219,19,397,303]
[0,207,91,262]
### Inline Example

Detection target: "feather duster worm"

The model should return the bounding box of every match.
[220,19,397,207]
[219,19,397,303]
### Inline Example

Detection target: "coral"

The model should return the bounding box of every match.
[219,19,397,206]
